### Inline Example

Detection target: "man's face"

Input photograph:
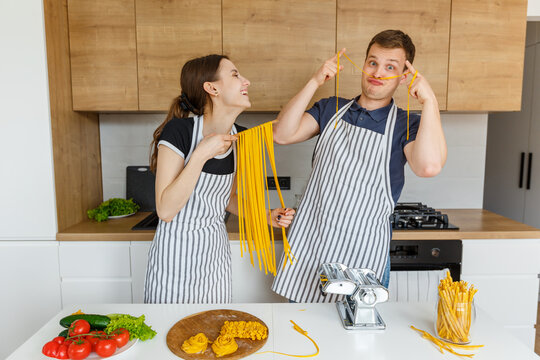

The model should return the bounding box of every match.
[361,43,407,101]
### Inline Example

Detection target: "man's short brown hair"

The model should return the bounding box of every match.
[366,30,416,65]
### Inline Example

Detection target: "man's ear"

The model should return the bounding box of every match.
[399,71,408,85]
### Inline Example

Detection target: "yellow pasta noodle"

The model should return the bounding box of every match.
[181,332,210,354]
[410,325,483,358]
[236,121,295,275]
[220,320,268,340]
[256,320,319,358]
[211,334,238,358]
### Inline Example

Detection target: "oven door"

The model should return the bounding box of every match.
[388,240,462,302]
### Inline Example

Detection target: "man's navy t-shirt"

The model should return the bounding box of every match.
[306,95,421,204]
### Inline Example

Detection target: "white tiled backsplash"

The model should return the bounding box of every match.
[100,112,487,209]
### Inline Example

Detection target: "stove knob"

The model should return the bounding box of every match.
[431,248,441,258]
[360,289,377,305]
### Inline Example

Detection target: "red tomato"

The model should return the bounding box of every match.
[95,339,117,358]
[64,338,73,346]
[67,338,92,360]
[86,330,107,348]
[56,344,69,359]
[68,319,91,337]
[42,341,59,357]
[52,336,65,345]
[110,328,130,348]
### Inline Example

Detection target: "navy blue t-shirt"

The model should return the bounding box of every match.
[306,95,421,204]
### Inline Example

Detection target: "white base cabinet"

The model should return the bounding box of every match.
[461,239,540,350]
[58,242,132,306]
[0,241,62,360]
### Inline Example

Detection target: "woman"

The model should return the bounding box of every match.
[144,54,295,304]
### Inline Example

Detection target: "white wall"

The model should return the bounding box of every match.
[0,0,57,240]
[0,1,61,358]
[100,112,487,209]
[528,0,540,21]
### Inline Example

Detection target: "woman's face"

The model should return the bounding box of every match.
[210,59,251,110]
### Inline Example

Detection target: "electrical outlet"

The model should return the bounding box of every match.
[267,176,291,190]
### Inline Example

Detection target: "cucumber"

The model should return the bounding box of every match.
[59,314,110,330]
[58,329,68,337]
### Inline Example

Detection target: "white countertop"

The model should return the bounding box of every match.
[7,302,539,360]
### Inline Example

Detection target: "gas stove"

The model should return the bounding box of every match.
[390,202,459,230]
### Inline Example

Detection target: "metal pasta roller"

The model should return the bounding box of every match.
[318,262,389,331]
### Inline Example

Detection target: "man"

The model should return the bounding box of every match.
[271,30,447,303]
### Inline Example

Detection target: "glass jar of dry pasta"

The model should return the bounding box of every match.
[434,284,477,344]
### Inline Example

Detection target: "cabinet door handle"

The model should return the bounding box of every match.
[526,152,533,190]
[519,152,525,188]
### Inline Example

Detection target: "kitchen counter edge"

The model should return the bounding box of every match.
[56,209,540,241]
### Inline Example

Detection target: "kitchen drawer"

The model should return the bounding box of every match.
[61,278,132,306]
[59,241,131,277]
[504,326,537,351]
[130,241,152,303]
[462,239,540,275]
[460,274,539,327]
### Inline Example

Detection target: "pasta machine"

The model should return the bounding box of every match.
[318,262,389,330]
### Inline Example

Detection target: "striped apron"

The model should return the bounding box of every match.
[144,116,237,304]
[272,99,397,303]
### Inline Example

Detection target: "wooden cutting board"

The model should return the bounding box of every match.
[166,309,269,360]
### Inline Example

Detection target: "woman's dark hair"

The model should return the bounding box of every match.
[150,54,228,172]
[366,30,415,70]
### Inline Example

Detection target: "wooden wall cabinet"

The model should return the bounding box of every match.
[337,0,451,111]
[67,0,527,112]
[136,0,222,111]
[223,0,336,111]
[68,0,139,111]
[447,0,528,111]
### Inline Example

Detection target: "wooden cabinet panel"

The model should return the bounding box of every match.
[223,0,336,111]
[136,0,222,111]
[447,0,527,111]
[68,0,138,111]
[337,0,450,111]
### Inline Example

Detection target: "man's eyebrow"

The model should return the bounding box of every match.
[231,69,239,73]
[368,55,399,64]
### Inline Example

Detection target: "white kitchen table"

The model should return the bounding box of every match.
[7,302,539,360]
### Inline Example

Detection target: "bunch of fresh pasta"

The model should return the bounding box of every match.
[236,121,294,275]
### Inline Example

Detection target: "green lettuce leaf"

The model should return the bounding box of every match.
[105,313,157,341]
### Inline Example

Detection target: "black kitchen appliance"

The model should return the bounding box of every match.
[389,202,462,280]
[389,239,462,281]
[390,202,459,230]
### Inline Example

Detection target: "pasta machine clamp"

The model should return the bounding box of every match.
[318,262,389,330]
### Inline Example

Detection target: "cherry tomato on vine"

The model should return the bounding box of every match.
[95,338,117,357]
[110,328,130,348]
[67,337,92,360]
[68,319,91,337]
[42,341,59,358]
[86,330,107,348]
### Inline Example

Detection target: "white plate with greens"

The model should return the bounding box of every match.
[108,212,136,219]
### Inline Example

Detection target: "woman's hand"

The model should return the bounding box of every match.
[194,133,237,161]
[269,208,296,228]
[311,48,346,87]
